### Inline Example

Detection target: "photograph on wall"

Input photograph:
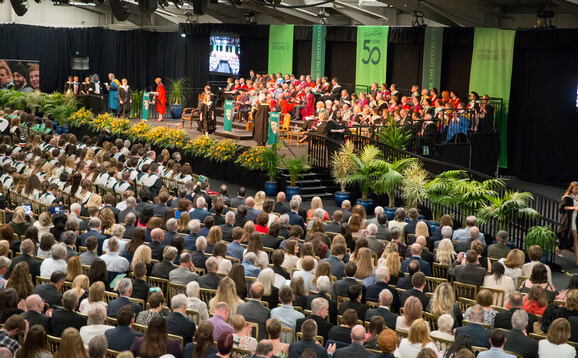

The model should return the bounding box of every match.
[0,59,40,92]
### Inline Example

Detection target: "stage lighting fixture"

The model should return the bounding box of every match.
[535,9,555,28]
[138,0,157,14]
[34,0,41,3]
[109,0,130,20]
[11,0,29,16]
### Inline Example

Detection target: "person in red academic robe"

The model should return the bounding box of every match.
[154,77,167,122]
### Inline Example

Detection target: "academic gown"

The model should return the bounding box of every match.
[252,101,269,145]
[156,83,167,115]
[198,101,215,134]
[118,85,132,117]
[108,79,120,111]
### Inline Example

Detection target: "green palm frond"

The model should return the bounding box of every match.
[477,191,540,230]
[401,162,429,209]
[345,145,386,200]
[331,141,356,192]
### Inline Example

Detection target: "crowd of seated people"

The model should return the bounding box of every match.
[0,110,572,358]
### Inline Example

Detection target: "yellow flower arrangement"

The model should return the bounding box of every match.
[69,107,93,127]
[209,139,241,163]
[235,146,266,170]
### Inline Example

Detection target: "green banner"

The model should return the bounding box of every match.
[356,26,389,88]
[469,28,516,169]
[268,112,280,146]
[223,100,234,132]
[268,25,294,75]
[142,92,150,120]
[421,27,443,91]
[310,25,326,80]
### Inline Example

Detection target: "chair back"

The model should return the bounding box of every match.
[453,282,478,300]
[296,332,324,346]
[132,323,148,334]
[432,263,449,279]
[168,282,187,303]
[458,297,477,312]
[45,335,61,353]
[430,335,454,352]
[480,285,505,307]
[104,291,119,303]
[186,309,201,325]
[231,347,252,358]
[423,312,439,331]
[147,276,169,293]
[199,288,217,305]
[168,333,184,347]
[463,319,491,330]
[425,276,448,293]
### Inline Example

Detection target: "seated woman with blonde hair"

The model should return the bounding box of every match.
[399,318,439,358]
[396,296,423,331]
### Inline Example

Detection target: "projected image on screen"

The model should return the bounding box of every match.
[209,34,240,75]
[0,59,40,92]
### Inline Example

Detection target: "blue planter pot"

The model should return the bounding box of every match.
[171,104,183,119]
[264,181,278,196]
[334,191,352,207]
[384,207,397,221]
[53,121,59,127]
[56,126,63,135]
[286,186,300,201]
[62,125,69,134]
[356,198,375,214]
[429,221,441,229]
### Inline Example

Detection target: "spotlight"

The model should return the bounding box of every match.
[317,8,328,25]
[412,10,426,27]
[244,10,255,24]
[181,33,186,37]
[535,9,555,28]
[11,0,29,15]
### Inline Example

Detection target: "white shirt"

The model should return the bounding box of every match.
[103,238,128,255]
[40,258,67,278]
[99,252,130,273]
[398,339,438,358]
[79,324,114,347]
[538,339,575,358]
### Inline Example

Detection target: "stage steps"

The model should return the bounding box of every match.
[281,172,333,201]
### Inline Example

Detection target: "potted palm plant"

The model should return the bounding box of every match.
[477,191,540,231]
[346,145,386,213]
[524,226,557,255]
[330,141,356,206]
[283,155,311,200]
[166,78,192,119]
[400,161,429,210]
[425,170,468,222]
[260,142,285,196]
[374,157,416,210]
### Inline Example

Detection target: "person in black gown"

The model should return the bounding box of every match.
[326,111,346,155]
[198,93,215,136]
[558,181,578,264]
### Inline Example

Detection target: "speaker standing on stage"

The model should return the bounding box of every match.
[252,93,269,146]
[118,79,132,118]
[105,73,121,115]
[558,182,578,265]
[153,77,167,122]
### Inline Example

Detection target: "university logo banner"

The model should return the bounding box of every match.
[268,25,294,75]
[421,27,443,91]
[469,28,516,168]
[142,92,150,121]
[310,25,327,80]
[223,100,234,132]
[268,112,281,145]
[356,26,389,88]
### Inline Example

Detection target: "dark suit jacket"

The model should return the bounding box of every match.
[400,288,430,310]
[325,221,342,234]
[102,205,120,222]
[450,263,487,289]
[131,278,151,302]
[401,256,432,277]
[305,293,338,325]
[150,241,167,261]
[107,296,143,318]
[162,230,179,246]
[321,256,345,280]
[219,223,234,241]
[118,207,140,223]
[262,235,281,249]
[376,224,391,241]
[504,329,538,358]
[33,284,63,308]
[404,249,435,267]
[365,307,397,330]
[455,323,490,348]
[135,201,153,214]
[8,253,40,284]
[272,265,290,280]
[153,203,170,218]
[274,201,289,214]
[494,308,537,334]
[80,229,107,255]
[365,282,400,314]
[197,272,221,290]
[403,219,432,236]
[166,311,196,345]
[288,338,329,358]
[334,342,377,358]
[341,209,352,223]
[123,225,136,239]
[334,277,363,298]
[229,196,245,208]
[338,300,368,322]
[52,308,87,337]
[191,251,208,271]
[295,314,333,343]
[287,211,306,235]
[234,215,248,228]
[237,300,271,340]
[396,275,414,290]
[105,326,143,352]
[151,260,177,280]
[21,310,51,333]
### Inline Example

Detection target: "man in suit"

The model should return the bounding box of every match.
[334,261,363,298]
[245,196,262,222]
[290,319,329,357]
[338,285,368,322]
[219,212,235,242]
[503,310,538,358]
[79,207,100,232]
[366,224,385,256]
[122,213,137,240]
[153,192,171,218]
[325,210,343,234]
[184,219,200,250]
[193,182,213,211]
[262,222,282,249]
[63,231,79,261]
[162,218,179,245]
[146,228,165,262]
[190,197,211,222]
[191,236,209,271]
[454,227,486,253]
[406,236,434,266]
[166,294,196,345]
[198,257,221,289]
[80,218,107,255]
[305,276,338,325]
[151,246,178,280]
[253,341,278,358]
[495,292,537,334]
[131,262,151,303]
[287,198,306,236]
[366,206,383,226]
[403,208,432,237]
[455,304,491,348]
[320,244,346,280]
[21,294,51,333]
[79,236,99,266]
[487,230,511,260]
[401,243,432,277]
[118,196,140,224]
[105,305,143,352]
[7,239,40,283]
[295,297,334,344]
[365,289,398,330]
[242,252,261,278]
[400,272,430,309]
[396,260,420,290]
[365,266,400,314]
[229,187,247,209]
[329,325,377,358]
[33,271,65,308]
[478,329,515,358]
[170,189,187,209]
[448,249,487,290]
[169,252,198,285]
[322,77,341,102]
[453,215,486,244]
[234,205,249,228]
[51,290,88,337]
[102,194,120,222]
[107,278,143,318]
[340,200,352,223]
[226,227,244,261]
[274,192,289,214]
[237,282,271,340]
[375,212,391,241]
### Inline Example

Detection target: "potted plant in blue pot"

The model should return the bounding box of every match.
[166,77,192,120]
[330,141,355,207]
[283,155,311,201]
[260,142,285,196]
[346,145,386,214]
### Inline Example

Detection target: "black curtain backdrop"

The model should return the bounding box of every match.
[0,24,185,93]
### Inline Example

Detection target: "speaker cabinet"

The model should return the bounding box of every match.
[109,0,130,21]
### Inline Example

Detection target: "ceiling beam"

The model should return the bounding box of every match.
[377,0,462,26]
[333,0,387,19]
[444,0,515,19]
[421,0,485,26]
[550,0,578,17]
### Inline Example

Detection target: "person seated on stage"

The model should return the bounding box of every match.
[236,89,251,123]
[299,112,328,144]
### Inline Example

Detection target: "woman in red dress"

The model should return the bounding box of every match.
[154,77,166,122]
